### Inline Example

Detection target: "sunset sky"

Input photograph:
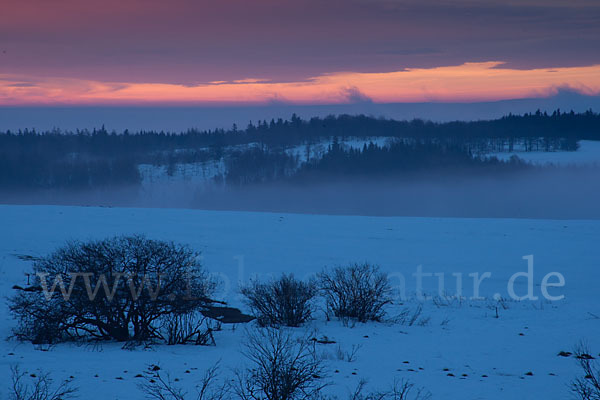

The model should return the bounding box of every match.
[1,0,599,105]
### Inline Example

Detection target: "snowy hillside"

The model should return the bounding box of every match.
[489,140,600,166]
[137,139,600,189]
[0,205,598,399]
[137,137,396,187]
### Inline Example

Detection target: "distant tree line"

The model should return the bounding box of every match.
[298,139,529,179]
[224,147,300,185]
[0,110,597,189]
[0,151,140,189]
[1,110,597,154]
[221,139,531,185]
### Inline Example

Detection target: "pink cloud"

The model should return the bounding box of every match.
[1,62,599,106]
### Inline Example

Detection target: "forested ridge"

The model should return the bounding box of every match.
[1,110,598,189]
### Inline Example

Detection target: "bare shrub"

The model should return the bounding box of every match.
[161,312,220,346]
[241,274,317,327]
[139,363,227,400]
[572,342,600,400]
[334,344,362,362]
[10,365,78,400]
[233,328,327,400]
[386,379,431,400]
[349,378,431,400]
[431,295,462,308]
[398,305,429,327]
[319,263,392,323]
[9,235,220,343]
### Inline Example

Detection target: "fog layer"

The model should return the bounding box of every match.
[2,167,599,220]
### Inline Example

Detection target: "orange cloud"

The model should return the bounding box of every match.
[1,61,599,105]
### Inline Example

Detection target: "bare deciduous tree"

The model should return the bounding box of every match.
[9,235,219,343]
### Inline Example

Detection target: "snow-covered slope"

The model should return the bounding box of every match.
[490,140,600,166]
[138,139,600,191]
[0,205,598,399]
[136,137,402,187]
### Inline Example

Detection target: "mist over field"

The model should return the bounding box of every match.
[2,166,598,219]
[193,168,600,219]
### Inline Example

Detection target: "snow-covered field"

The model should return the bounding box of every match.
[1,205,599,399]
[491,140,600,166]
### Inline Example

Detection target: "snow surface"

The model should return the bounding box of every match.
[490,140,600,166]
[138,160,226,188]
[0,205,599,399]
